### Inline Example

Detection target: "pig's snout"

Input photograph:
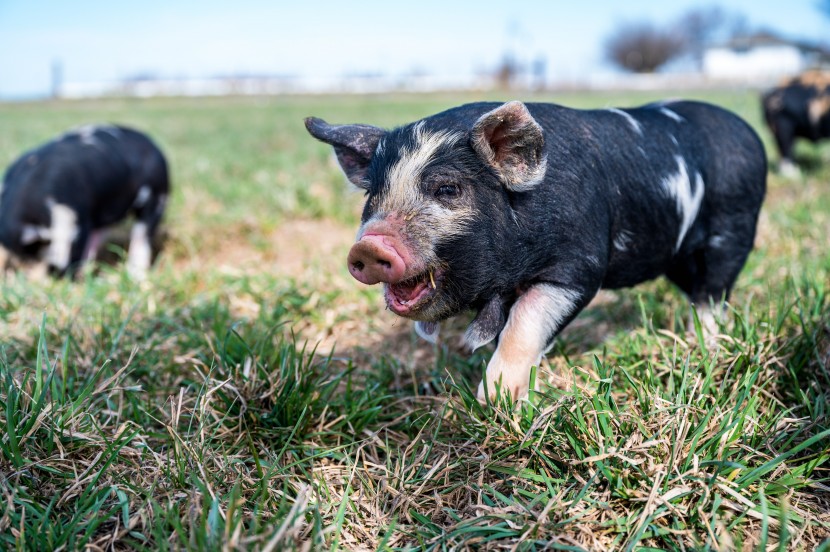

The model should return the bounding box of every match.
[347,235,406,285]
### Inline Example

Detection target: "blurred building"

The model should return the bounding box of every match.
[703,33,830,82]
[59,72,492,99]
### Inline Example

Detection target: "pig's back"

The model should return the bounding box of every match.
[511,100,765,289]
[583,100,766,288]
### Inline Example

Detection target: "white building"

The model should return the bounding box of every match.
[703,33,830,82]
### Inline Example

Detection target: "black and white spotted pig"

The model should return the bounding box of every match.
[0,125,169,278]
[762,71,830,176]
[306,100,766,401]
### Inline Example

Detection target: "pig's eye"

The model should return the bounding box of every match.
[434,184,460,198]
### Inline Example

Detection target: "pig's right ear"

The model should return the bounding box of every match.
[305,117,386,189]
[470,101,547,192]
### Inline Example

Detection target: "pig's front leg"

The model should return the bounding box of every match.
[477,283,591,402]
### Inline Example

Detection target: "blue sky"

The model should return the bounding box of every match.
[0,0,826,98]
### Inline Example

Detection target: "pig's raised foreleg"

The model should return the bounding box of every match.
[477,284,589,402]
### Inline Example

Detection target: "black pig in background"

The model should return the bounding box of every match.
[762,71,830,177]
[0,125,169,279]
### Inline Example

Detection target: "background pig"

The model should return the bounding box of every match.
[306,100,767,401]
[0,125,169,278]
[762,71,830,177]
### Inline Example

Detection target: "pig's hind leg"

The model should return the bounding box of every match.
[770,117,799,177]
[667,220,758,343]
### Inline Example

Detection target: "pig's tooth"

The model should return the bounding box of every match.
[429,270,436,289]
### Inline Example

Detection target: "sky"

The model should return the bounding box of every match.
[0,0,827,99]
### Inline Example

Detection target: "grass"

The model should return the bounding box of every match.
[0,88,829,550]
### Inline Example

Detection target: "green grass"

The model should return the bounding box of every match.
[0,89,829,550]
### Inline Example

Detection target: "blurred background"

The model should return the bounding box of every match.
[1,0,828,100]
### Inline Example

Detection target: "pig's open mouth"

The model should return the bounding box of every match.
[385,270,440,315]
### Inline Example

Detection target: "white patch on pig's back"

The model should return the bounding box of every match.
[659,107,685,123]
[606,108,643,135]
[77,125,99,145]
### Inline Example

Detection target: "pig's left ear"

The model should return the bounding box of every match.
[470,101,547,192]
[305,117,386,189]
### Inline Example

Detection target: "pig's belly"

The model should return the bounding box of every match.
[601,242,677,289]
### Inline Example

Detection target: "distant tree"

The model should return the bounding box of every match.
[724,13,752,40]
[673,6,752,68]
[604,22,685,73]
[674,6,726,65]
[605,7,751,74]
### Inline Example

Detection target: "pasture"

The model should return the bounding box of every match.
[0,89,828,550]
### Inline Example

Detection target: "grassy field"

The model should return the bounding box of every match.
[0,89,828,551]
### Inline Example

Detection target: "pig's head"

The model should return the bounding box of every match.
[305,101,547,324]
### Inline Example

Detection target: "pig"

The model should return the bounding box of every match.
[762,70,830,177]
[306,99,766,401]
[0,124,169,279]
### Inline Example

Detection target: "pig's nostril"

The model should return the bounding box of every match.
[378,260,391,269]
[353,260,365,271]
